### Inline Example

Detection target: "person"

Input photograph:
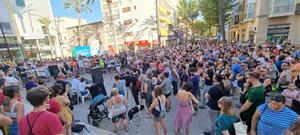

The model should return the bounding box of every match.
[258,67,272,95]
[3,85,24,135]
[70,75,81,95]
[204,74,226,135]
[251,94,300,135]
[174,82,199,135]
[55,83,73,135]
[160,72,173,112]
[25,74,38,90]
[282,82,299,108]
[0,79,6,106]
[200,62,214,109]
[18,87,64,135]
[238,72,265,132]
[16,62,28,84]
[54,72,73,110]
[113,74,126,96]
[278,62,292,92]
[3,70,20,86]
[149,85,168,135]
[215,96,239,135]
[108,88,128,133]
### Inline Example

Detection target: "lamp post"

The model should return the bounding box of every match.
[155,0,161,46]
[0,23,13,61]
[106,0,117,49]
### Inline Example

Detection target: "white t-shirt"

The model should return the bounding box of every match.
[70,78,80,92]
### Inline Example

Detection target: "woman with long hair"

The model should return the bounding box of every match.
[149,85,168,135]
[215,97,239,135]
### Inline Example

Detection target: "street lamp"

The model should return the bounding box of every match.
[106,0,117,49]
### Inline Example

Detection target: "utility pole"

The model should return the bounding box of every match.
[0,23,13,61]
[5,0,25,60]
[155,0,161,46]
[107,0,117,49]
[218,0,226,42]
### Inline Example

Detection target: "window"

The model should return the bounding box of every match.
[125,32,133,37]
[272,0,295,16]
[122,7,131,13]
[124,19,132,26]
[245,1,256,20]
[0,22,12,34]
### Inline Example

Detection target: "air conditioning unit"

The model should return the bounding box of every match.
[250,26,257,32]
[296,4,300,14]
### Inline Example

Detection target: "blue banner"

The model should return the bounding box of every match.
[72,46,92,57]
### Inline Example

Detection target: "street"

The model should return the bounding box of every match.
[72,72,212,135]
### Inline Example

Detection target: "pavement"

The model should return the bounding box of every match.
[72,72,212,135]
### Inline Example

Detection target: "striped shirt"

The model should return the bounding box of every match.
[257,104,299,135]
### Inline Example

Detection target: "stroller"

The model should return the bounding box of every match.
[87,94,109,127]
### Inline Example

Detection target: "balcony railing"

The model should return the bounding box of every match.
[270,0,296,17]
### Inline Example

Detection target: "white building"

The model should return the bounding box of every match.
[100,0,179,53]
[0,0,61,60]
[54,17,88,57]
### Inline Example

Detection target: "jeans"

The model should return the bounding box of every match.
[202,85,212,106]
[208,108,219,134]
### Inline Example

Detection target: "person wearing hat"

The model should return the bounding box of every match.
[251,94,300,135]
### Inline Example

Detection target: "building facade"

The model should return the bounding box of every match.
[229,0,300,46]
[66,21,104,56]
[100,0,178,53]
[54,17,88,57]
[0,0,62,60]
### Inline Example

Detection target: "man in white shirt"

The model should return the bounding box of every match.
[70,75,81,94]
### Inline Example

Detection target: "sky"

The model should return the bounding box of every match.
[50,0,103,23]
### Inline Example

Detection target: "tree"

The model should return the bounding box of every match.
[178,0,200,41]
[38,17,55,57]
[64,0,92,46]
[200,0,234,38]
[192,20,208,36]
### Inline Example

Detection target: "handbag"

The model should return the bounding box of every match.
[233,121,248,135]
[71,123,90,133]
[151,97,161,117]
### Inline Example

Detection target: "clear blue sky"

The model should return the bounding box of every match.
[50,0,103,22]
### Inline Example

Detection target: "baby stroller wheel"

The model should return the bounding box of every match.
[92,120,99,127]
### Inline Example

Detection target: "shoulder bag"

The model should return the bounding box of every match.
[151,97,161,117]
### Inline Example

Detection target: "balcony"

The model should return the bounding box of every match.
[244,2,256,22]
[270,0,296,17]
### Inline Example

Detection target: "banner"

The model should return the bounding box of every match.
[71,46,92,58]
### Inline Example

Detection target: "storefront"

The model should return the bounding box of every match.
[267,24,290,44]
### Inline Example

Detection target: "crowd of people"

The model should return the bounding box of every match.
[0,39,299,135]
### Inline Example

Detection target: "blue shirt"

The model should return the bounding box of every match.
[257,104,298,135]
[25,81,38,90]
[190,75,200,96]
[231,64,241,78]
[275,61,283,72]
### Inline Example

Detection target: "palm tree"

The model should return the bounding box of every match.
[38,17,54,57]
[64,0,92,46]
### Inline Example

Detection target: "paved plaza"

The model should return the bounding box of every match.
[72,72,212,135]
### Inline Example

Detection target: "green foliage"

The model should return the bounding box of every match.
[178,0,200,27]
[192,20,208,36]
[38,17,51,28]
[64,0,92,13]
[199,0,234,31]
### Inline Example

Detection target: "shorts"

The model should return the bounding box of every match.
[112,112,127,123]
[241,115,252,132]
[163,93,171,99]
[153,110,166,122]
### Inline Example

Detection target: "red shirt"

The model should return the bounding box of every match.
[0,91,5,105]
[47,99,61,114]
[19,111,63,135]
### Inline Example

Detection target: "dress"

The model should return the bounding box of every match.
[174,100,193,129]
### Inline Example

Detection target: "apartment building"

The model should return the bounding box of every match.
[229,0,300,46]
[100,0,178,53]
[0,0,62,60]
[54,17,88,57]
[66,21,104,56]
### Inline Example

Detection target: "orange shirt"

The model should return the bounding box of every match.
[291,63,300,79]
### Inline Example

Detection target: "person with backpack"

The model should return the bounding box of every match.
[19,87,64,135]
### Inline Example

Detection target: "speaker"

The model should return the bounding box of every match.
[90,67,104,84]
[48,65,59,77]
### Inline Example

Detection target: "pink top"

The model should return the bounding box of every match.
[282,89,300,107]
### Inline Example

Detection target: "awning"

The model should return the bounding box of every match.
[124,41,135,46]
[137,40,151,47]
